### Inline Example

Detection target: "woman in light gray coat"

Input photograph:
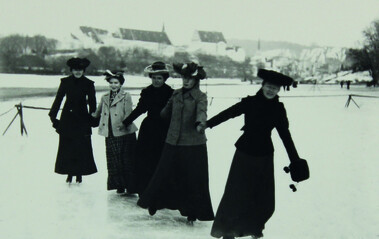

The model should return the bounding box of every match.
[92,70,138,194]
[137,62,214,224]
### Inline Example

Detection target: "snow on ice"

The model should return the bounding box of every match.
[0,74,378,239]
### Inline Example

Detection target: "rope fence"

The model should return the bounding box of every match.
[2,93,379,136]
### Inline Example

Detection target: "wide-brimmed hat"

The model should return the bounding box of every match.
[103,70,125,85]
[173,62,206,80]
[258,69,293,86]
[66,57,90,70]
[144,61,170,74]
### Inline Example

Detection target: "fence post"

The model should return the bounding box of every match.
[2,107,18,136]
[345,95,352,108]
[15,103,28,136]
[345,95,360,109]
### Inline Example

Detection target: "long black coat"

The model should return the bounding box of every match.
[49,75,97,176]
[208,89,300,238]
[49,75,97,137]
[207,89,299,161]
[123,84,173,194]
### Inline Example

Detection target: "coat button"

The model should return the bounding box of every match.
[115,114,117,116]
[104,113,107,115]
[102,123,105,126]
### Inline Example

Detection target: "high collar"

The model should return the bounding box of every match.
[173,86,202,100]
[148,83,170,91]
[110,89,121,95]
[256,88,279,103]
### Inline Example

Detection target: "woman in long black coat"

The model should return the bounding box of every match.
[48,57,98,183]
[206,69,303,239]
[122,62,173,195]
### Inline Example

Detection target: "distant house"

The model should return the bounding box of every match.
[113,28,174,56]
[188,30,245,62]
[58,26,174,57]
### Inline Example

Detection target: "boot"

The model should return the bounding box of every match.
[76,175,82,183]
[186,216,196,226]
[66,175,73,183]
[148,207,157,216]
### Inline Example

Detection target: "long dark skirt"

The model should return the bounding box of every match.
[105,133,137,192]
[134,117,168,195]
[137,143,214,221]
[211,150,275,238]
[55,135,97,176]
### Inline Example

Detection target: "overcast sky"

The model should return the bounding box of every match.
[0,0,378,47]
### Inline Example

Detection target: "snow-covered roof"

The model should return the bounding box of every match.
[197,31,227,43]
[116,28,172,45]
[79,26,109,44]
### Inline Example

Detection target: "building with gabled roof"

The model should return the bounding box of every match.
[59,26,175,56]
[79,26,108,44]
[196,31,227,43]
[189,30,245,62]
[114,28,172,45]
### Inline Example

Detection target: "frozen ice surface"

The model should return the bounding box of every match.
[0,76,378,239]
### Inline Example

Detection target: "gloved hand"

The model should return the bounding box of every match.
[50,117,59,129]
[89,115,100,127]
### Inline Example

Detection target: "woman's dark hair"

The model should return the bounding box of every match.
[149,72,169,80]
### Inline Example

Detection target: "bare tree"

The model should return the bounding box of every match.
[347,19,379,86]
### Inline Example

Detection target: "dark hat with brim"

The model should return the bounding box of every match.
[258,69,293,86]
[173,62,206,80]
[103,70,125,85]
[144,61,170,74]
[66,57,90,70]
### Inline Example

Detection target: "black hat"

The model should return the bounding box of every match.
[144,61,170,74]
[103,70,125,85]
[258,69,293,86]
[66,57,90,70]
[173,62,206,80]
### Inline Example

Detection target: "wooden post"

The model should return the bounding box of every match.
[2,111,18,136]
[15,103,28,136]
[345,95,360,109]
[350,96,360,109]
[345,95,351,108]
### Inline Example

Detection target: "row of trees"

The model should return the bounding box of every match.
[0,35,57,72]
[0,34,253,79]
[346,19,379,86]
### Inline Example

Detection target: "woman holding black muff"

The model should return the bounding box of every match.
[204,69,306,239]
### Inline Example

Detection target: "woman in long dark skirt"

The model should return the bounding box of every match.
[122,62,173,195]
[204,69,304,239]
[137,62,214,224]
[49,57,98,183]
[92,70,138,194]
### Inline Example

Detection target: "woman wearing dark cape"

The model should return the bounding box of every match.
[122,62,174,195]
[205,69,304,239]
[48,57,98,183]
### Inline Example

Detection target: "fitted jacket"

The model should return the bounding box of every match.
[161,86,207,146]
[48,75,97,137]
[207,89,299,162]
[93,89,138,137]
